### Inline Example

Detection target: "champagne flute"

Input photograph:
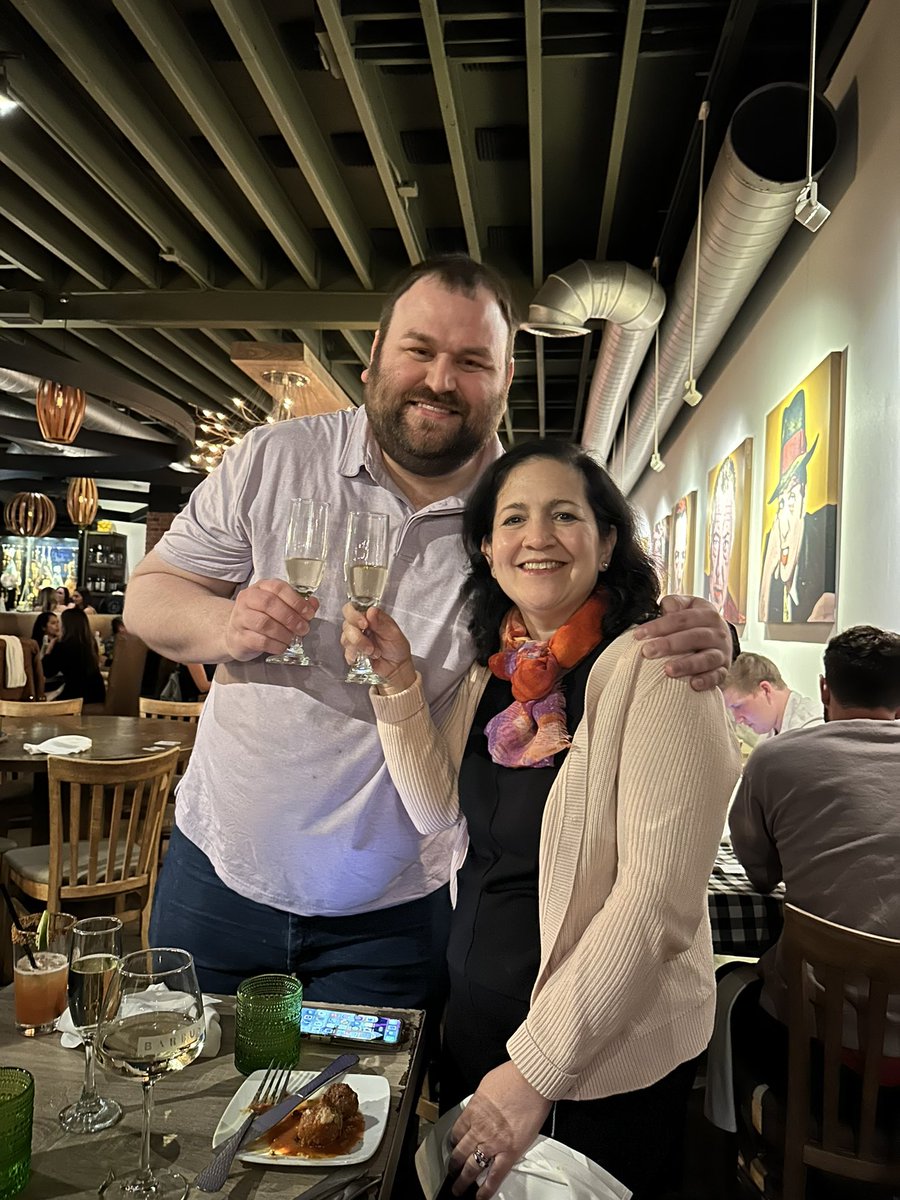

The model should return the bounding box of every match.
[344,510,390,685]
[265,497,330,666]
[95,948,206,1200]
[58,916,123,1133]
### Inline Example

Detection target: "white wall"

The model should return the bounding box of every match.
[632,0,900,698]
[105,520,148,582]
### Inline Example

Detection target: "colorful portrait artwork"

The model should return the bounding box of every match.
[704,439,753,626]
[668,492,696,596]
[758,352,843,624]
[651,516,670,588]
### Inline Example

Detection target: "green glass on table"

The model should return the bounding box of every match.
[0,1068,34,1200]
[234,974,303,1075]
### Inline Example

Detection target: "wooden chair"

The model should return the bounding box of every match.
[0,748,179,947]
[0,697,84,717]
[782,904,900,1198]
[139,697,205,722]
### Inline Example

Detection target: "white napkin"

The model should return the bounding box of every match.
[58,983,222,1058]
[23,735,92,756]
[417,1100,632,1200]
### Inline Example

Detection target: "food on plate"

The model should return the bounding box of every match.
[254,1082,365,1158]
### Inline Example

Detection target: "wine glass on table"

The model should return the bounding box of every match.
[265,497,330,666]
[95,948,206,1200]
[58,916,123,1133]
[344,510,391,686]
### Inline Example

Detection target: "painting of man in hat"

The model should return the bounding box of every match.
[706,438,752,624]
[758,353,842,624]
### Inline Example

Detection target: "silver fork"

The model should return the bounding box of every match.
[195,1061,292,1192]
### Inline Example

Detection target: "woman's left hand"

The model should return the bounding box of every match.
[447,1062,552,1198]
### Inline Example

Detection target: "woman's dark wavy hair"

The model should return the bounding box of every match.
[461,440,661,664]
[60,605,100,664]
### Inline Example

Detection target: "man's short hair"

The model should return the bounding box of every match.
[823,625,900,710]
[375,254,519,363]
[723,652,786,694]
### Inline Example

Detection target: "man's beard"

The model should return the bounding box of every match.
[365,366,504,478]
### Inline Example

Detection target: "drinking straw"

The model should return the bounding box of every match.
[0,883,37,969]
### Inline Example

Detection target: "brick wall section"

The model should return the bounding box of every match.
[145,512,176,554]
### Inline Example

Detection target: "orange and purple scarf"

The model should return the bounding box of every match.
[485,590,607,768]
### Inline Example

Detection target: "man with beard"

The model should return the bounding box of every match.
[125,256,733,1004]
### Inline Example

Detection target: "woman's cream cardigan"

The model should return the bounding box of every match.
[371,630,740,1103]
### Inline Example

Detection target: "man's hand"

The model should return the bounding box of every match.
[224,579,317,662]
[633,594,732,691]
[446,1062,551,1199]
[340,604,416,693]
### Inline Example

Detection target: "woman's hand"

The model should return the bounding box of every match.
[446,1062,551,1199]
[634,594,732,690]
[340,603,416,694]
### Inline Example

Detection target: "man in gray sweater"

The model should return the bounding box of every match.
[730,624,900,1034]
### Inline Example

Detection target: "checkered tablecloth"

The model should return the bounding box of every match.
[708,841,784,957]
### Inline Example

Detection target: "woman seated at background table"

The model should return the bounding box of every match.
[41,607,105,704]
[35,586,57,614]
[30,610,61,658]
[343,441,739,1200]
[54,586,70,614]
[70,586,98,615]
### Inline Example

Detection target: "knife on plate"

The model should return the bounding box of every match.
[195,1052,359,1192]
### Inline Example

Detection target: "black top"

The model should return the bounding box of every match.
[42,641,106,704]
[177,663,214,702]
[448,639,609,1003]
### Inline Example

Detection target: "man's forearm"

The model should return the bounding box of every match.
[125,570,236,662]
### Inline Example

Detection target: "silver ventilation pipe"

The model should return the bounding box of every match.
[616,83,838,494]
[522,261,665,460]
[0,368,172,443]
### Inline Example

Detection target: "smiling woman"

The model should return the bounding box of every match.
[342,439,740,1199]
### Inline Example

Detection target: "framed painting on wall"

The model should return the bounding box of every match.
[668,492,697,595]
[758,352,843,624]
[704,439,753,625]
[651,515,670,588]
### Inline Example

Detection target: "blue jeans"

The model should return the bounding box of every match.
[150,826,451,1008]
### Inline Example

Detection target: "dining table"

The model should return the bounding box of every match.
[0,988,426,1199]
[0,714,197,844]
[708,839,785,958]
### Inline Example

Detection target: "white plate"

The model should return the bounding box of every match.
[212,1070,390,1167]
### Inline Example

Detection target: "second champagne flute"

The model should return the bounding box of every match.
[344,510,390,686]
[265,497,330,667]
[58,916,123,1133]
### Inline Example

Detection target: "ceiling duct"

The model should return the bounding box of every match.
[616,83,838,494]
[0,368,172,443]
[522,261,666,461]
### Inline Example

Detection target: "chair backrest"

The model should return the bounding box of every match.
[139,697,204,722]
[0,696,83,717]
[45,748,180,912]
[782,903,900,1192]
[98,632,148,716]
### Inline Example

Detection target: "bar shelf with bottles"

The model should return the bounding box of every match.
[81,532,127,594]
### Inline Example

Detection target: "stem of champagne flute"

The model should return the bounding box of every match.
[138,1081,155,1182]
[81,1034,99,1106]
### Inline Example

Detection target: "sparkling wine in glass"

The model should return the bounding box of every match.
[266,497,330,667]
[58,916,123,1134]
[95,948,206,1200]
[344,510,390,685]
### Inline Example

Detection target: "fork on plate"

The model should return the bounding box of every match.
[194,1061,292,1192]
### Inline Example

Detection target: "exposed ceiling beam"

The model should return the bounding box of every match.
[111,329,247,416]
[0,217,64,286]
[1,35,216,289]
[341,329,373,367]
[113,0,321,288]
[0,454,197,483]
[8,290,387,329]
[419,0,481,259]
[11,0,269,289]
[0,168,117,289]
[503,409,515,445]
[156,329,263,405]
[212,0,375,289]
[317,0,427,265]
[524,0,543,289]
[0,114,160,287]
[71,329,222,413]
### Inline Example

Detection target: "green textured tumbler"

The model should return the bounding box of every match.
[0,1068,34,1200]
[234,974,303,1076]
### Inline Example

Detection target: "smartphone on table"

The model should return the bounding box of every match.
[300,1004,408,1050]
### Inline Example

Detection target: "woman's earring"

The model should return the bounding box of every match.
[600,560,609,571]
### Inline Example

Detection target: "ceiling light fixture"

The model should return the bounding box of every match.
[66,477,99,529]
[795,0,831,232]
[35,379,87,444]
[683,102,708,409]
[4,491,57,537]
[0,53,21,116]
